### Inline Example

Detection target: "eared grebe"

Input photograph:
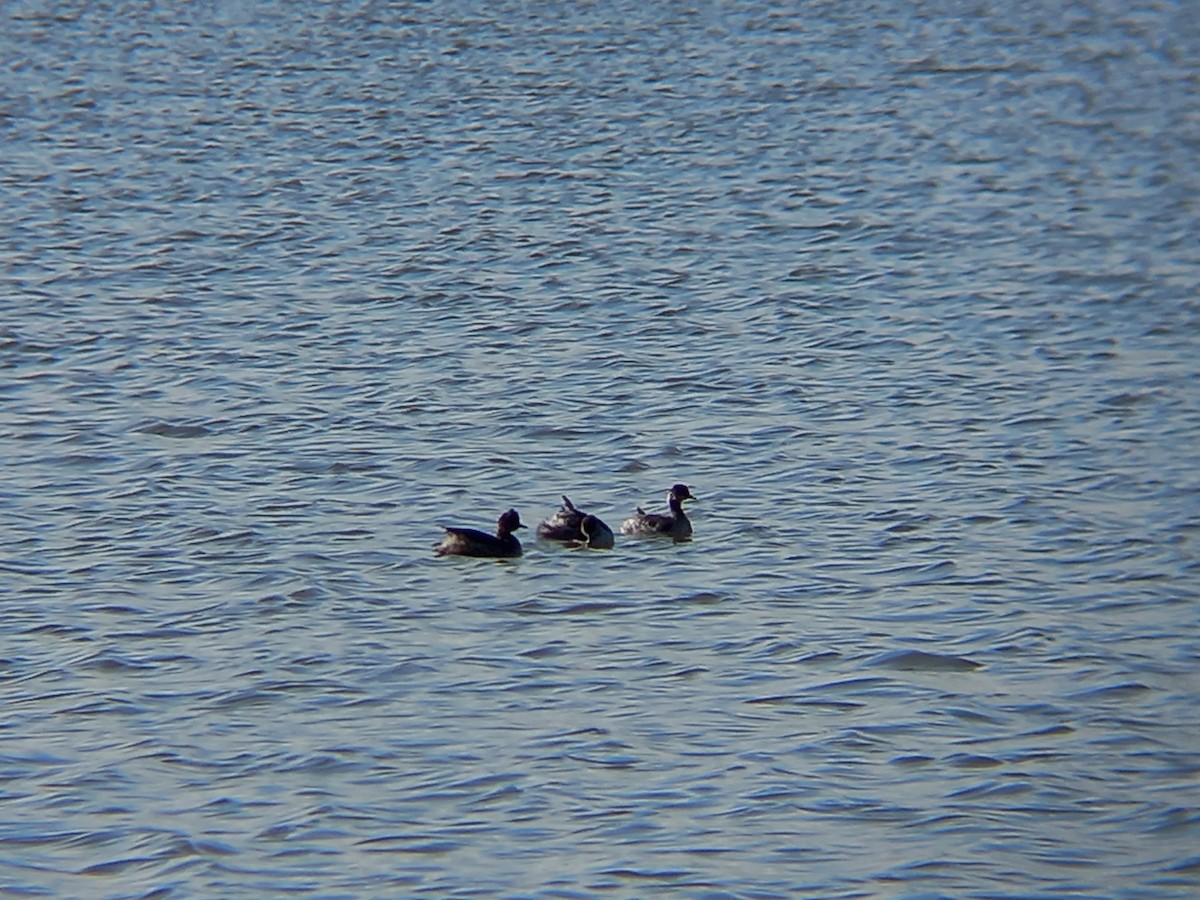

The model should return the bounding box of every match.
[536,495,615,549]
[619,483,696,541]
[435,508,525,558]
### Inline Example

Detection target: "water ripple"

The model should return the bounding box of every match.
[2,0,1199,897]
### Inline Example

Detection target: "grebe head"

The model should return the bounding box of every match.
[669,483,696,502]
[498,509,526,534]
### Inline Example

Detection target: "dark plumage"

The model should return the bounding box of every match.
[537,495,615,549]
[619,483,696,541]
[435,508,525,558]
[577,514,614,550]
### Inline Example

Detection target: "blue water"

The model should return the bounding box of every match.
[3,1,1200,897]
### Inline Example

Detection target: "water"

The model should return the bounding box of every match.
[3,1,1199,896]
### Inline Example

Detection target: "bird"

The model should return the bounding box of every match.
[435,508,525,558]
[619,483,696,541]
[536,495,615,549]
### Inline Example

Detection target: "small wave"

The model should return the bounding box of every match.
[866,649,983,672]
[1068,681,1151,700]
[134,421,213,438]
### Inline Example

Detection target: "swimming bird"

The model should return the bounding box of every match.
[537,495,615,549]
[619,483,696,541]
[435,508,525,558]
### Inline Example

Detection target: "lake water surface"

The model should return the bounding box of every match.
[3,1,1200,897]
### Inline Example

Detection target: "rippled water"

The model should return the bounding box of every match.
[4,1,1200,897]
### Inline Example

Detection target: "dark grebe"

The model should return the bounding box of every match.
[537,495,615,550]
[619,484,696,541]
[435,508,525,558]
